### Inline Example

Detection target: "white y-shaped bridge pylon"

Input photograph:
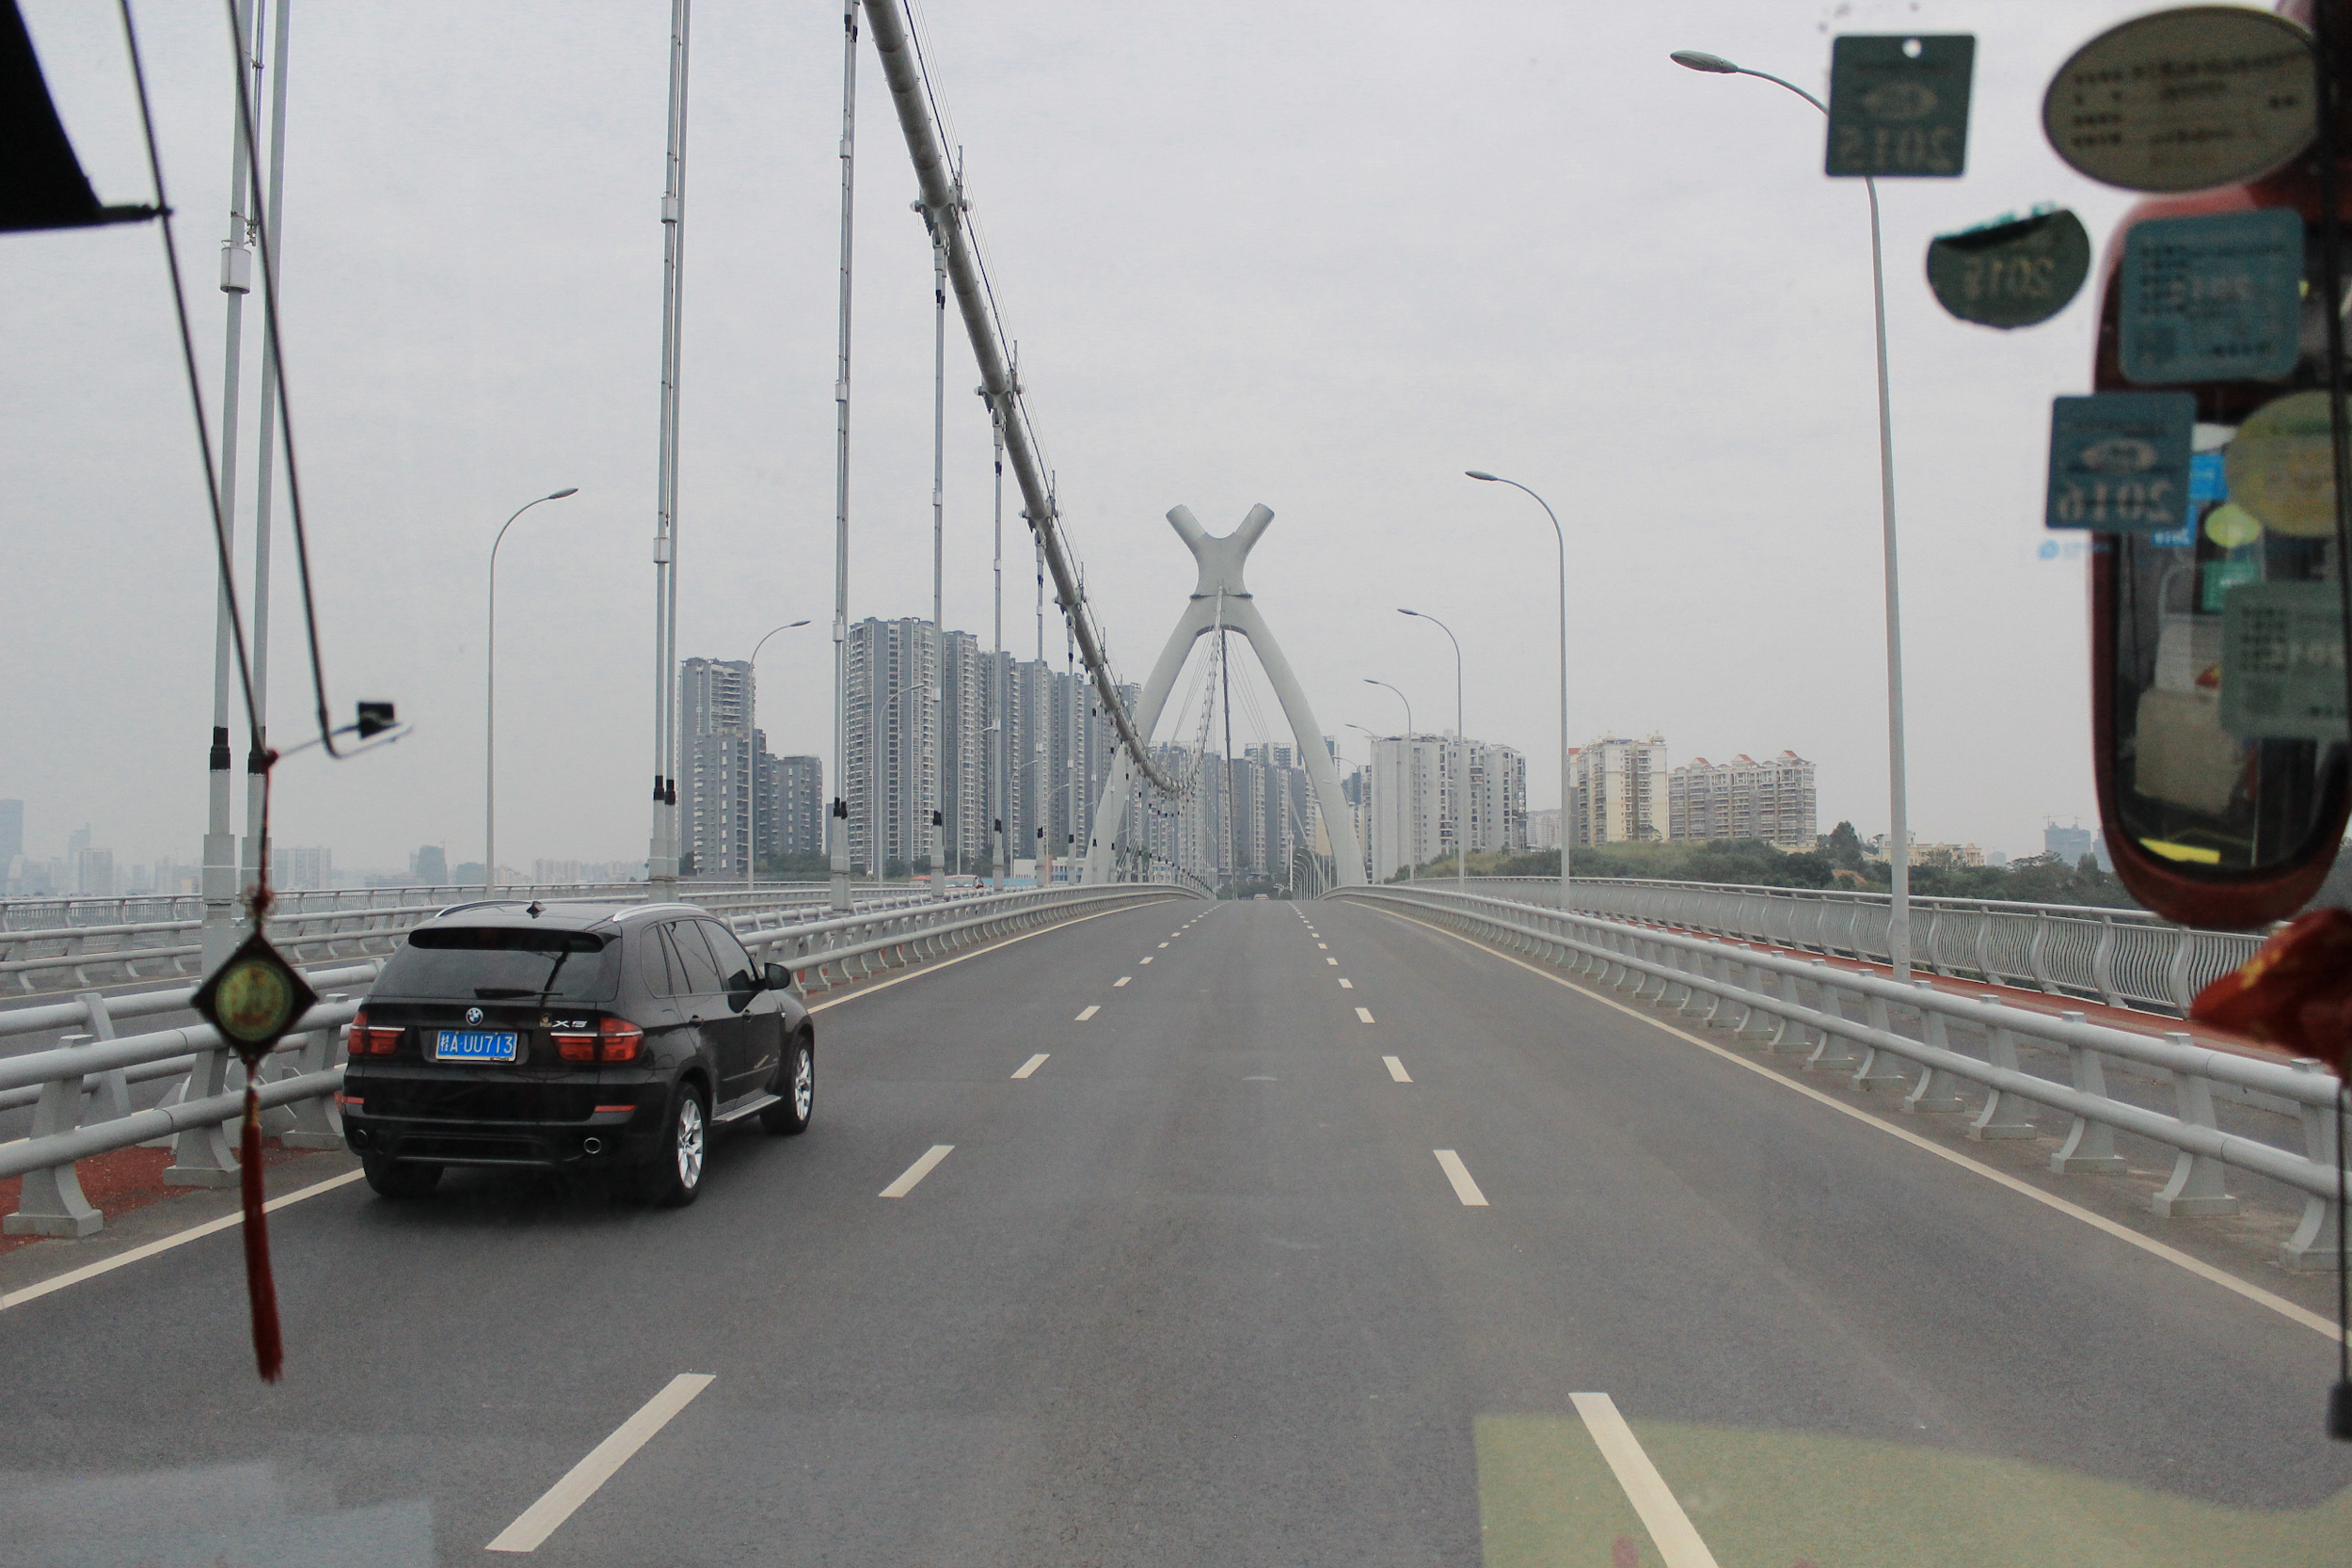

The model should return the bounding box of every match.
[1083,505,1367,887]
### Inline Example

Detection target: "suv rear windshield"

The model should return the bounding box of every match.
[373,927,620,1003]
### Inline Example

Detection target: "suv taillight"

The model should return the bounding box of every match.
[346,1010,402,1055]
[597,1018,644,1063]
[550,1018,644,1065]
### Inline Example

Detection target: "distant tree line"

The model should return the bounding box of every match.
[1403,821,2142,910]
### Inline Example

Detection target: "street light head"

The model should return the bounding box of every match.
[547,487,580,499]
[1671,49,1740,73]
[1398,608,1422,618]
[787,619,811,628]
[1465,470,1499,483]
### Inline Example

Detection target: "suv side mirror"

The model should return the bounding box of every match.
[763,962,796,992]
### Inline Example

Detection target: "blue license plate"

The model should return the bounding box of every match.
[434,1029,518,1063]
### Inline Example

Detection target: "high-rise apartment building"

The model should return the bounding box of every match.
[1665,752,1817,850]
[1364,735,1525,881]
[680,657,757,877]
[1571,734,1667,846]
[755,751,824,863]
[278,846,333,890]
[0,800,21,863]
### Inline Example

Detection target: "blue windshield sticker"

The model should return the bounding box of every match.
[2046,393,2197,532]
[2119,210,2303,386]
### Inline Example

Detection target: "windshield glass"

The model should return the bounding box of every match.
[372,927,619,1003]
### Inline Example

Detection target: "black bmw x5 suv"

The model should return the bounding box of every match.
[342,900,814,1206]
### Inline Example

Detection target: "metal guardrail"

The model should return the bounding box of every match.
[0,881,937,994]
[0,881,1198,1240]
[1331,884,2344,1274]
[1465,876,2265,1018]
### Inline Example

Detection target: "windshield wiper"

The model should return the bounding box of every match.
[472,988,538,999]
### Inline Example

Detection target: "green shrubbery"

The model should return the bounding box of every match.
[1400,820,2142,910]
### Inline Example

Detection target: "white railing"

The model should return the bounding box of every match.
[0,881,938,994]
[0,881,1199,1239]
[1465,876,2264,1018]
[1329,883,2343,1274]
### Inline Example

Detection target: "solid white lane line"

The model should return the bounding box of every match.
[1376,905,2344,1343]
[1114,976,1131,987]
[1384,1055,1412,1083]
[486,1373,716,1553]
[1338,978,1354,990]
[1569,1392,1722,1568]
[1433,1149,1488,1206]
[1012,1053,1050,1079]
[1355,1006,1375,1023]
[880,1145,955,1198]
[1075,1005,1100,1022]
[0,1168,367,1314]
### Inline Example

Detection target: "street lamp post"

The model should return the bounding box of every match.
[1467,471,1572,912]
[1398,609,1467,895]
[1672,46,1912,980]
[744,619,812,887]
[485,487,580,895]
[1362,677,1414,737]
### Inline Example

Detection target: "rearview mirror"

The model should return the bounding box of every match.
[763,962,796,992]
[2087,219,2351,926]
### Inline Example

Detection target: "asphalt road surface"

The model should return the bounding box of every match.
[1,896,2345,1566]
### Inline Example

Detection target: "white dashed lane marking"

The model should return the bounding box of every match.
[1434,1149,1488,1207]
[1075,1005,1100,1022]
[1114,976,1131,987]
[1338,978,1353,990]
[1571,1392,1723,1568]
[1326,958,1337,966]
[1354,1006,1375,1023]
[880,1145,955,1198]
[1383,1055,1411,1083]
[486,1373,716,1553]
[1012,1053,1050,1079]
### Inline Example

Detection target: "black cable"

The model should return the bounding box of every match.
[116,0,262,758]
[219,0,344,759]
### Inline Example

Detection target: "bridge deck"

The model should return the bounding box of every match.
[0,897,2344,1564]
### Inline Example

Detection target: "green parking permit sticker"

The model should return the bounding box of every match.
[2202,559,2262,612]
[2220,579,2346,740]
[2046,393,2196,531]
[1926,208,2090,329]
[2120,210,2304,385]
[1827,34,1974,178]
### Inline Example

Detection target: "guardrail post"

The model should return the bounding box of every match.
[3,1031,107,1236]
[2026,912,2058,996]
[1730,948,1775,1041]
[74,990,131,1125]
[162,1044,242,1188]
[1805,968,1860,1071]
[1966,998,2040,1140]
[2048,1012,2129,1174]
[277,994,348,1150]
[2090,918,2122,1010]
[1766,968,1808,1053]
[2165,933,2197,1017]
[1849,992,1907,1090]
[2280,1059,2343,1273]
[2146,1034,2239,1217]
[1901,980,1967,1112]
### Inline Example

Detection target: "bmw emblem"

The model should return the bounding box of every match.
[465,1006,484,1025]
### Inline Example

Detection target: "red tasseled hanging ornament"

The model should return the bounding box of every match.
[239,1075,282,1381]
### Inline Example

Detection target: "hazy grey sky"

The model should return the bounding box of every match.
[8,0,2165,872]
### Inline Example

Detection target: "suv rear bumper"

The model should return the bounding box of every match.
[343,1104,659,1170]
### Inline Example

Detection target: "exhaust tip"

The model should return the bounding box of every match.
[581,1136,604,1155]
